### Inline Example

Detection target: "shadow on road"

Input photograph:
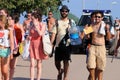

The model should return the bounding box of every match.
[13,77,56,80]
[16,64,29,67]
[13,77,29,80]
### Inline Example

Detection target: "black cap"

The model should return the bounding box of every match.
[60,5,70,12]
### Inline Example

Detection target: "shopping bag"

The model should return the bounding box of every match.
[21,40,30,60]
[42,31,52,56]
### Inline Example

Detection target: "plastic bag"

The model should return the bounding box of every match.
[21,40,30,60]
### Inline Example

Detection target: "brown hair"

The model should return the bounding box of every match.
[0,15,8,29]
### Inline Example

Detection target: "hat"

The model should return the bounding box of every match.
[60,5,70,12]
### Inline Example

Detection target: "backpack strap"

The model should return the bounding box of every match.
[55,19,71,43]
[68,18,72,27]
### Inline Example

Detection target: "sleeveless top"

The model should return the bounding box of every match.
[14,24,22,44]
[0,30,10,47]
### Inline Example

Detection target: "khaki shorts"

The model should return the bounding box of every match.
[87,45,106,71]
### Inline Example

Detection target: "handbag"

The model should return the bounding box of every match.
[42,31,52,56]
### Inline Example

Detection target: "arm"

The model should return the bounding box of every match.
[35,22,46,36]
[19,24,25,41]
[80,24,90,39]
[50,33,56,45]
[23,21,26,31]
[9,29,14,54]
[80,31,85,39]
[105,24,111,41]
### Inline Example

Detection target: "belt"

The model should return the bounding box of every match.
[91,44,102,46]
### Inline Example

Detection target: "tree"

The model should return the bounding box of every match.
[0,0,64,16]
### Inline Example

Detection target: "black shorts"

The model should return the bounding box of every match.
[55,46,71,61]
[13,49,20,57]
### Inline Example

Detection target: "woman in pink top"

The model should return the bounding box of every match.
[29,11,48,80]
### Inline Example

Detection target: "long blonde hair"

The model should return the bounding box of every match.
[0,15,8,29]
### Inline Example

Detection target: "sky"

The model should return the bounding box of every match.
[62,0,120,19]
[20,0,120,23]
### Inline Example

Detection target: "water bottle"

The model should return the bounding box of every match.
[69,22,81,45]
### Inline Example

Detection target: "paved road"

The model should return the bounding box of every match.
[14,54,120,80]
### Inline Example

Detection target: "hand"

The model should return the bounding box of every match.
[84,24,89,30]
[10,54,13,59]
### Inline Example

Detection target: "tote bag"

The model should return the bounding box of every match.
[42,31,52,56]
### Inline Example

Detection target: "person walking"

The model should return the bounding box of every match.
[23,12,32,39]
[28,10,48,80]
[86,11,111,80]
[114,18,120,57]
[50,5,76,80]
[9,13,24,80]
[46,11,56,57]
[46,11,56,37]
[0,15,14,80]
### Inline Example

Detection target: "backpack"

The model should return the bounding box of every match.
[69,23,82,54]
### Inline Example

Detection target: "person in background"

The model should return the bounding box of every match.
[46,11,56,57]
[86,11,111,80]
[50,5,77,80]
[28,10,48,80]
[9,13,24,80]
[0,8,8,16]
[46,11,56,37]
[23,12,32,39]
[0,15,14,80]
[114,18,120,57]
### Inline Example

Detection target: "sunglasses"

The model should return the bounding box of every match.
[95,16,102,18]
[48,14,52,15]
[61,10,68,13]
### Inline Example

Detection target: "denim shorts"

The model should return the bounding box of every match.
[0,48,10,57]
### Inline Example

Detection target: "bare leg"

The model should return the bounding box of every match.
[36,60,42,80]
[63,60,69,80]
[89,69,95,80]
[0,58,2,80]
[55,61,63,80]
[114,39,120,57]
[30,58,35,80]
[97,70,103,80]
[1,57,10,80]
[87,67,91,80]
[9,57,18,80]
